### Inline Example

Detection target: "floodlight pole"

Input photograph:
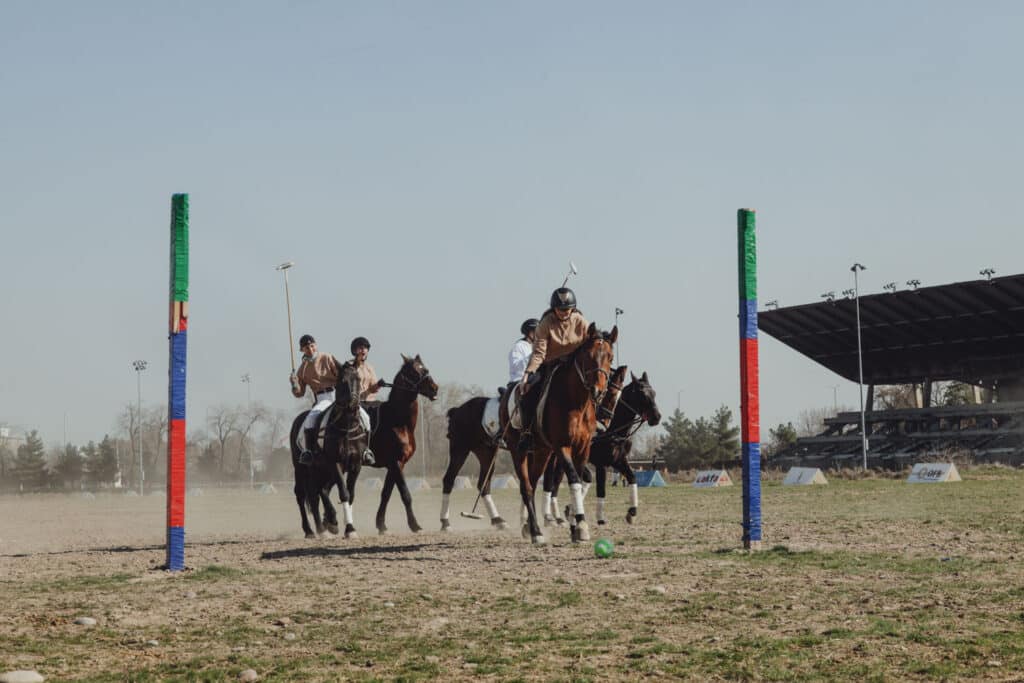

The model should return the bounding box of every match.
[132,359,148,495]
[614,307,623,364]
[851,263,868,470]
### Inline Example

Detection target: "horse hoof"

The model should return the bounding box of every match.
[440,521,451,532]
[555,518,567,527]
[326,523,340,535]
[304,532,316,539]
[577,521,591,542]
[597,519,607,526]
[315,525,326,535]
[543,514,554,527]
[491,517,508,531]
[521,524,531,540]
[626,507,637,525]
[532,535,547,546]
[410,526,422,534]
[378,528,388,536]
[569,526,579,543]
[345,530,359,540]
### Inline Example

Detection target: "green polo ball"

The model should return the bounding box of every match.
[594,538,614,559]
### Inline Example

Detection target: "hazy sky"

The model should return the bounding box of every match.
[2,1,1023,447]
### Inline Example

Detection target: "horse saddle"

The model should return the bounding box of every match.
[482,396,501,437]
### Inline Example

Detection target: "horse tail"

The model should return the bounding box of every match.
[446,407,457,439]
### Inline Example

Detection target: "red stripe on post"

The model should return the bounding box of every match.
[739,338,760,443]
[167,419,186,527]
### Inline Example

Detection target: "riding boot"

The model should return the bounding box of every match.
[300,428,318,465]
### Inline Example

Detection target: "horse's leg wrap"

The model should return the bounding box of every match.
[596,498,606,524]
[483,494,499,520]
[543,491,554,523]
[570,482,585,518]
[581,482,591,499]
[629,483,639,508]
[440,493,451,521]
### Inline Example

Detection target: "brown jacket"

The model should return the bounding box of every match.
[292,353,340,397]
[526,309,590,373]
[355,361,380,400]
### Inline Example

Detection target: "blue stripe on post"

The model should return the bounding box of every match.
[741,442,762,543]
[169,331,187,420]
[166,526,185,570]
[740,299,758,340]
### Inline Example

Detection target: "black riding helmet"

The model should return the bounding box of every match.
[351,336,371,354]
[520,318,539,336]
[299,334,316,348]
[550,287,577,311]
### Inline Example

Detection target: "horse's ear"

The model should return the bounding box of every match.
[608,325,618,344]
[414,354,422,362]
[630,371,637,383]
[401,353,411,363]
[641,371,648,382]
[587,322,597,337]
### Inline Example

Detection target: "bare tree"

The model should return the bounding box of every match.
[236,402,268,474]
[207,405,240,475]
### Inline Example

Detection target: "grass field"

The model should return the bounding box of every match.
[1,467,1023,681]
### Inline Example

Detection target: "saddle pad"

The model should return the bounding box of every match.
[534,364,560,438]
[504,384,523,430]
[301,404,335,451]
[482,397,501,437]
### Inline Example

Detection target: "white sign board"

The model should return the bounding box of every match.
[783,467,828,486]
[907,462,961,484]
[693,470,733,488]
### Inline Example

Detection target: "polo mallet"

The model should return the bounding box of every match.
[461,400,520,520]
[561,260,579,288]
[276,261,296,373]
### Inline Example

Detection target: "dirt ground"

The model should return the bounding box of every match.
[1,469,1023,682]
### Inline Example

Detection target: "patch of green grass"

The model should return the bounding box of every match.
[556,589,582,607]
[184,564,243,581]
[27,572,133,593]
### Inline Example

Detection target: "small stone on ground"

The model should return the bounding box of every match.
[74,617,97,626]
[238,669,259,682]
[0,672,45,683]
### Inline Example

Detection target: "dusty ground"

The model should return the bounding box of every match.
[1,469,1023,682]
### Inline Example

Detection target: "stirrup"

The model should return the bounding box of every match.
[361,449,376,466]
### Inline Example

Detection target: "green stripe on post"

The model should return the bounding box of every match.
[737,209,757,300]
[171,194,189,302]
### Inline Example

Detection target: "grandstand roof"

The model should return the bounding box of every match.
[758,273,1024,385]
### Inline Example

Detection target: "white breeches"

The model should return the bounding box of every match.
[358,406,370,432]
[302,391,335,429]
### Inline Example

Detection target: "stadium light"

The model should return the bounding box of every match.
[821,291,836,304]
[765,300,779,310]
[906,279,921,291]
[980,268,995,283]
[850,263,868,471]
[883,282,897,294]
[842,288,855,299]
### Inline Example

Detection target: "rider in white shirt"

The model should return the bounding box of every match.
[509,318,539,383]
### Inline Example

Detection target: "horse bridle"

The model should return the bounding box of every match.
[391,364,434,395]
[573,337,614,410]
[594,384,648,443]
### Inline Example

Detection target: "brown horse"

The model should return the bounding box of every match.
[344,354,439,535]
[507,323,617,544]
[289,360,365,539]
[545,369,662,529]
[440,396,508,531]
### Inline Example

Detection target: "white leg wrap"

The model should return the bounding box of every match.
[483,494,500,519]
[440,493,451,521]
[543,491,552,515]
[581,482,591,499]
[570,483,585,516]
[596,498,606,522]
[629,483,639,508]
[521,503,528,525]
[551,497,563,520]
[343,502,354,526]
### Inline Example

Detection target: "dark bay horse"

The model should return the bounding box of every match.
[289,361,365,539]
[545,370,662,527]
[344,354,439,535]
[507,323,617,544]
[439,395,510,532]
